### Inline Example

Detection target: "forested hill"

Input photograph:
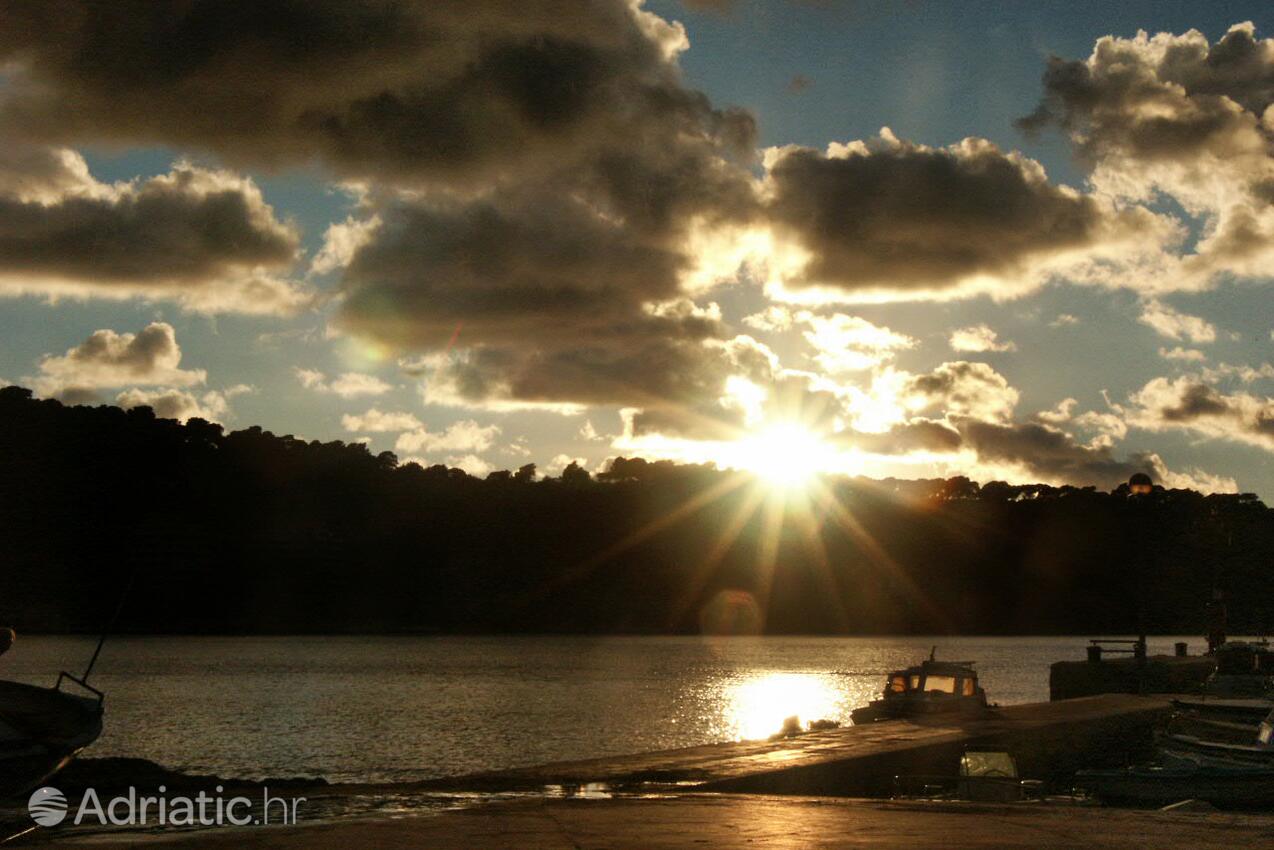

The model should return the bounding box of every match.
[1,385,1270,636]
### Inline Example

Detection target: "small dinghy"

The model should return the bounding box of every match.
[851,648,990,724]
[0,629,105,800]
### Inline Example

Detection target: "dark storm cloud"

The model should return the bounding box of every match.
[0,0,755,192]
[762,134,1150,298]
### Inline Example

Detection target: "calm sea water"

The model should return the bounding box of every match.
[2,635,1200,784]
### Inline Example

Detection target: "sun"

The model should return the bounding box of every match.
[737,423,828,491]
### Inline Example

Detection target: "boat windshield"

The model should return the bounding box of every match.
[961,678,976,697]
[924,675,957,694]
[888,675,907,694]
[961,751,1017,778]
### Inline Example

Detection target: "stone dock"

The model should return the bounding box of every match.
[53,795,1274,849]
[421,694,1176,797]
[1050,654,1215,701]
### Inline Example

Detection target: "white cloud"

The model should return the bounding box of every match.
[949,324,1017,353]
[341,408,423,433]
[294,368,392,398]
[0,150,310,315]
[1159,346,1207,362]
[1050,313,1080,327]
[1138,299,1217,343]
[395,420,501,454]
[798,311,915,373]
[310,215,382,276]
[33,322,205,397]
[1127,375,1274,451]
[741,305,795,332]
[904,361,1020,423]
[1035,398,1077,424]
[546,454,588,475]
[447,454,493,477]
[116,384,252,424]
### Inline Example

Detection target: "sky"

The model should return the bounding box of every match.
[0,1,1271,495]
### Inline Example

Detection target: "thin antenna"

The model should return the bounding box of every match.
[82,569,137,684]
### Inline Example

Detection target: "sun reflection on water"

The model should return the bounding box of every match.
[722,672,851,740]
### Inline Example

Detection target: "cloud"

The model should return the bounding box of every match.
[0,148,308,314]
[0,2,770,416]
[949,324,1017,353]
[954,417,1160,489]
[1050,313,1081,327]
[447,454,493,477]
[546,453,589,475]
[758,130,1166,303]
[33,322,205,398]
[116,385,252,424]
[799,312,915,373]
[294,368,392,398]
[1138,299,1217,343]
[903,361,1020,423]
[395,420,501,455]
[1159,346,1207,363]
[742,305,796,332]
[1019,22,1274,291]
[1127,375,1274,451]
[0,1,755,193]
[341,408,422,433]
[310,215,382,275]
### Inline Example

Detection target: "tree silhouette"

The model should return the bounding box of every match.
[0,384,1270,636]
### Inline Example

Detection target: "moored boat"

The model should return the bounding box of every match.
[0,677,103,799]
[851,649,989,724]
[1075,763,1274,809]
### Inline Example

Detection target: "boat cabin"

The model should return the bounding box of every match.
[851,650,989,724]
[884,660,983,700]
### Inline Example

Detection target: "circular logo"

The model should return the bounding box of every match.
[28,786,67,827]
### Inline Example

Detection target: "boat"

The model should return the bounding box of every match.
[0,632,104,801]
[1165,698,1272,745]
[1202,640,1274,699]
[1075,762,1274,809]
[850,648,989,724]
[0,675,103,799]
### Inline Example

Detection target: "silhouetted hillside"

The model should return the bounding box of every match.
[1,385,1270,635]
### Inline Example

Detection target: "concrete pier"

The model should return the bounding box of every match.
[54,795,1274,849]
[424,694,1175,797]
[1050,655,1215,701]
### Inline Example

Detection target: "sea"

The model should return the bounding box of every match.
[2,635,1203,784]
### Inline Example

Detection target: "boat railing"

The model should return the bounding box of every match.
[55,670,105,711]
[1087,638,1147,662]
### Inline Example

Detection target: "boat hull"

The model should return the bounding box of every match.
[1076,765,1274,809]
[0,680,102,800]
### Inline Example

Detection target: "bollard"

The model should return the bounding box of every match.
[1086,645,1102,663]
[1174,642,1188,657]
